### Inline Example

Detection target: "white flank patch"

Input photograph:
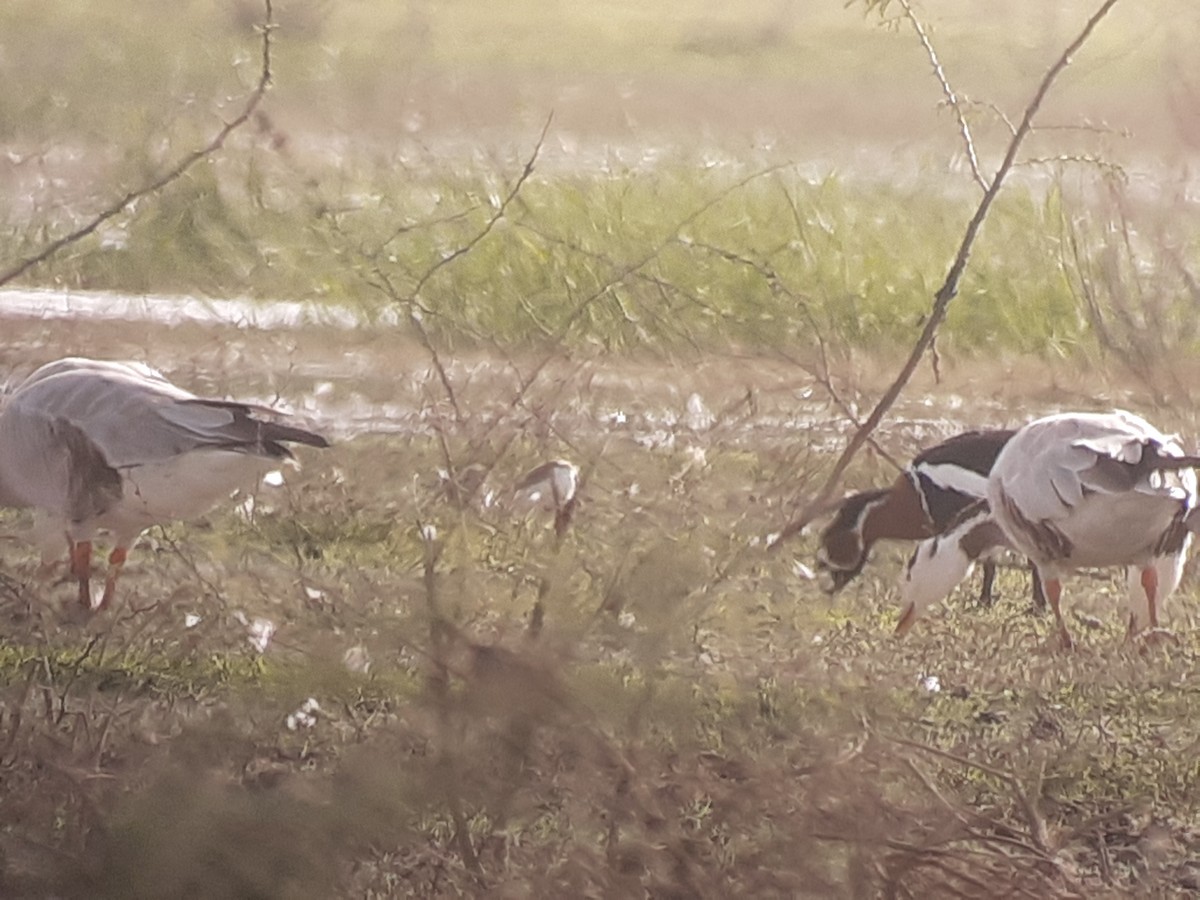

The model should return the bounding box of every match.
[914,461,989,498]
[514,460,579,509]
[900,534,976,622]
[262,469,285,487]
[548,463,578,505]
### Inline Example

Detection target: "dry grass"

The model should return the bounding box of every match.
[4,322,1200,897]
[4,1,1200,895]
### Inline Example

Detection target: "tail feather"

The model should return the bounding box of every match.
[258,420,330,450]
[179,398,329,452]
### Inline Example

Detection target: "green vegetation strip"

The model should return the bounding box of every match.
[0,642,266,695]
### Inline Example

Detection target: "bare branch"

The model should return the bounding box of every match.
[771,0,1123,548]
[885,734,1054,856]
[0,0,276,288]
[511,163,795,400]
[898,0,987,192]
[412,113,554,302]
[365,114,554,426]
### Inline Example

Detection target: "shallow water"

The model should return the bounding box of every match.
[0,287,392,331]
[0,287,1023,453]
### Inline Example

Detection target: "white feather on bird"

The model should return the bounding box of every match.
[0,357,329,610]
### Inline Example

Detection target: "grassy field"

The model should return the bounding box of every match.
[3,1,1199,366]
[4,318,1200,897]
[4,0,1200,896]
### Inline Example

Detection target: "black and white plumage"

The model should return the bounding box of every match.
[895,500,1012,634]
[0,357,329,609]
[513,459,579,539]
[817,428,1042,611]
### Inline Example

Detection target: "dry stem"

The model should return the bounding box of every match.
[771,0,1124,548]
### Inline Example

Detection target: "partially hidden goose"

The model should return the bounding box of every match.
[513,459,579,539]
[0,357,329,610]
[902,410,1200,647]
[817,428,1044,609]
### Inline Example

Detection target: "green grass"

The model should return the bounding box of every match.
[18,151,1200,365]
[5,1,1200,894]
[7,405,1200,895]
[3,0,1199,367]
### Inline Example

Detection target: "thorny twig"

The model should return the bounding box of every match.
[771,0,1124,548]
[774,340,905,475]
[511,222,729,352]
[1020,154,1128,179]
[153,529,229,604]
[418,161,798,494]
[0,663,38,767]
[366,115,553,431]
[507,163,795,414]
[417,113,554,304]
[904,757,1067,862]
[0,0,277,288]
[885,734,1054,858]
[898,0,987,192]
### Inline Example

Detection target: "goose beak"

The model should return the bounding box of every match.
[816,563,855,595]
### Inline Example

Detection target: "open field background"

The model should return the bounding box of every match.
[3,0,1200,896]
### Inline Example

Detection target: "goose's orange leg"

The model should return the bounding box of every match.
[1131,565,1179,648]
[69,540,94,610]
[895,602,918,636]
[1044,576,1073,650]
[98,546,128,610]
[1140,566,1160,630]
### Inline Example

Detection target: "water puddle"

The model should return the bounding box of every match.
[0,287,1005,448]
[0,287,394,330]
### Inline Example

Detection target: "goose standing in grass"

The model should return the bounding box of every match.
[513,458,579,539]
[511,458,580,638]
[897,497,1192,640]
[906,410,1199,648]
[816,428,1044,608]
[0,357,329,610]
